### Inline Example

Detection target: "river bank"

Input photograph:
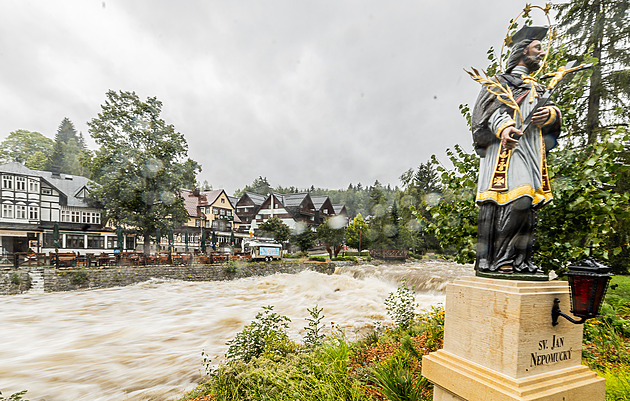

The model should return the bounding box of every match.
[0,260,344,295]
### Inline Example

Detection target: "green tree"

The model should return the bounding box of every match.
[345,213,371,253]
[0,130,53,169]
[413,147,479,263]
[368,183,394,249]
[87,90,200,253]
[258,216,291,242]
[316,218,345,258]
[291,228,316,252]
[46,118,90,175]
[397,162,443,255]
[234,176,273,197]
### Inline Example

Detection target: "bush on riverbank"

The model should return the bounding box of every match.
[181,282,443,401]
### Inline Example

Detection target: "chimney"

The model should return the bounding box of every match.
[51,166,61,178]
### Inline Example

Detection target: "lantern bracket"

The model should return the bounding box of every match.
[552,298,587,326]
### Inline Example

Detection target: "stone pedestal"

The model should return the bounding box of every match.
[422,276,605,401]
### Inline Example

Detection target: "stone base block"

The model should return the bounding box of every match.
[421,277,605,400]
[424,350,604,401]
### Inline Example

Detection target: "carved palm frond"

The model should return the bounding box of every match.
[465,67,523,124]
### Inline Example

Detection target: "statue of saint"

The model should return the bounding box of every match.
[471,26,562,274]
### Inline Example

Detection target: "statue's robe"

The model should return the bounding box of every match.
[471,65,561,273]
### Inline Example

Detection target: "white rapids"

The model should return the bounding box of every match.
[0,260,473,400]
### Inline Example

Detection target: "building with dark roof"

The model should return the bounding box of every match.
[234,191,267,233]
[251,192,317,232]
[0,162,134,254]
[177,188,245,251]
[310,195,336,224]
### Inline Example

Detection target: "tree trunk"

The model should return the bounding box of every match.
[143,231,151,255]
[586,0,604,145]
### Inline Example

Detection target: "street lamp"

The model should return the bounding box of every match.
[552,256,613,326]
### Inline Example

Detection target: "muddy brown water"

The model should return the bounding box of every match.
[0,260,473,400]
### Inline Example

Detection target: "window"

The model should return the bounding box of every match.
[61,210,71,222]
[213,208,219,215]
[195,219,201,227]
[125,236,135,250]
[15,177,26,191]
[221,198,225,203]
[2,175,12,189]
[15,205,27,219]
[43,233,55,248]
[29,206,39,220]
[2,204,13,218]
[106,236,116,249]
[82,212,90,223]
[227,210,232,216]
[71,211,80,223]
[92,213,101,224]
[87,236,105,249]
[28,180,39,193]
[66,235,85,248]
[220,209,225,216]
[42,187,52,195]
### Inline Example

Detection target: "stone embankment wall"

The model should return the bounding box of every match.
[0,269,32,295]
[1,262,342,294]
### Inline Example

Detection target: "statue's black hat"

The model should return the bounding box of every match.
[508,26,548,46]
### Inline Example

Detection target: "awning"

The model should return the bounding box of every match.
[0,230,30,237]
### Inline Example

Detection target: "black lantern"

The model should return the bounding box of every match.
[552,257,613,326]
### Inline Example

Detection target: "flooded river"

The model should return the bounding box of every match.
[0,261,472,400]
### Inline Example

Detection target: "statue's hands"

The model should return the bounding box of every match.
[531,107,551,127]
[501,127,521,150]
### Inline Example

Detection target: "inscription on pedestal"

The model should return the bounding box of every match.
[530,335,574,368]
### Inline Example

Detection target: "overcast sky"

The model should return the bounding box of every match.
[0,0,552,194]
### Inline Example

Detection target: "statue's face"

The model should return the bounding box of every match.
[523,40,545,71]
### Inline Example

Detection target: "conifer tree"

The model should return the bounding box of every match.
[46,117,89,175]
[556,0,630,144]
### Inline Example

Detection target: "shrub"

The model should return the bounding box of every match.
[331,256,358,262]
[0,390,29,401]
[10,272,22,286]
[225,305,294,362]
[223,260,238,275]
[69,269,89,286]
[309,256,327,262]
[417,305,445,352]
[602,367,630,400]
[371,353,430,401]
[304,305,325,347]
[202,334,368,401]
[385,279,417,330]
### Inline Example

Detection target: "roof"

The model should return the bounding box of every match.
[333,204,347,215]
[243,191,267,206]
[180,188,235,218]
[275,192,309,208]
[181,189,201,217]
[0,162,95,208]
[199,189,223,206]
[0,162,38,176]
[310,195,329,210]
